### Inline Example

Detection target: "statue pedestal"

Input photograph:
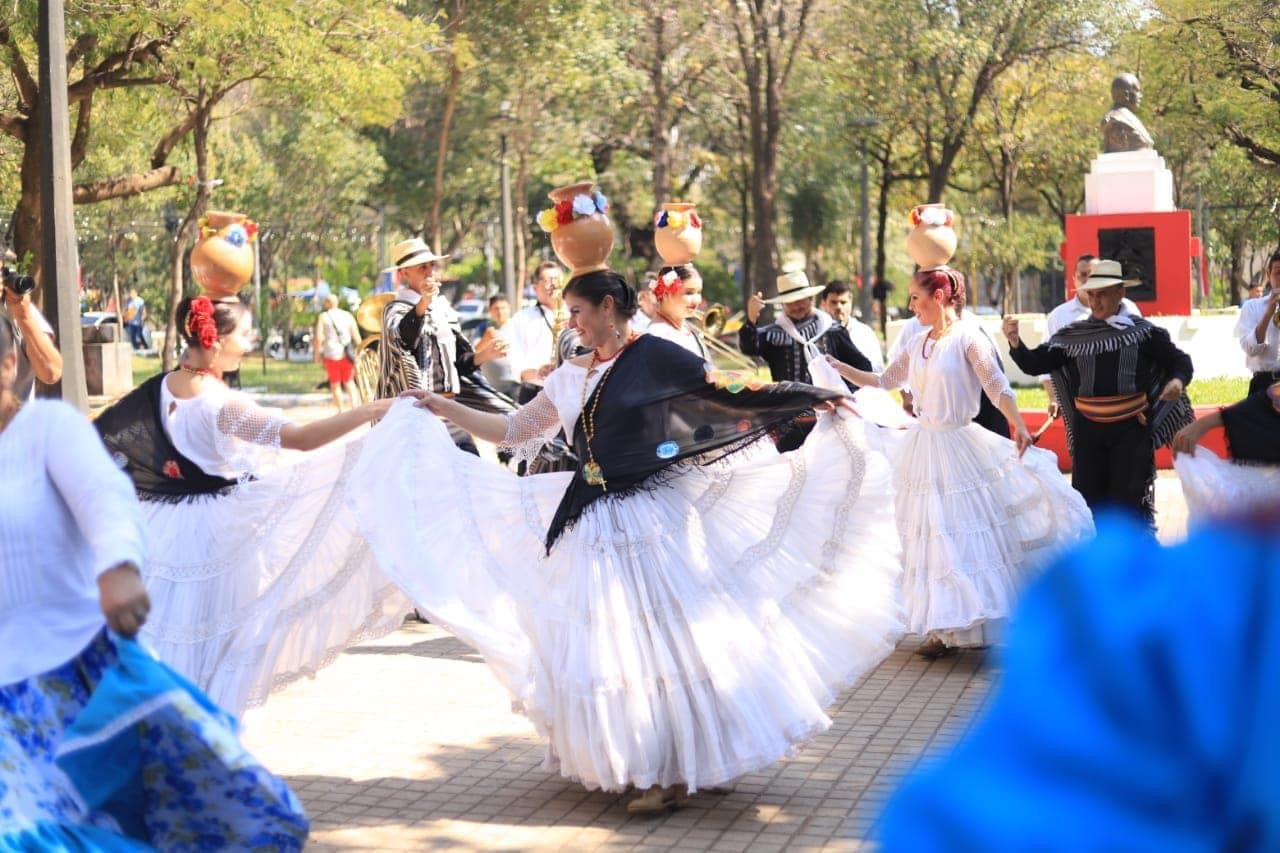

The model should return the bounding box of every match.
[1084,150,1175,215]
[1062,210,1202,315]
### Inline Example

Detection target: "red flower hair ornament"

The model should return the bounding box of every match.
[185,296,219,350]
[651,269,686,300]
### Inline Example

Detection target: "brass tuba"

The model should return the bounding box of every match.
[691,302,757,370]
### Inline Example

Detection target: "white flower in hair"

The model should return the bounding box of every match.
[918,206,951,227]
[572,194,596,217]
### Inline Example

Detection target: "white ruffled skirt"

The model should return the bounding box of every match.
[139,438,412,716]
[895,422,1094,644]
[1174,449,1280,524]
[349,402,904,793]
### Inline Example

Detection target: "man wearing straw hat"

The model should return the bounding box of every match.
[1003,259,1194,523]
[739,270,872,450]
[377,238,513,454]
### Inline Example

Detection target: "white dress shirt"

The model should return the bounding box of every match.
[1046,295,1142,337]
[506,304,555,377]
[1235,295,1280,373]
[844,317,884,372]
[0,400,145,685]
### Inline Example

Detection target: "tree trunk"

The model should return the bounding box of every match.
[14,130,44,303]
[428,51,462,251]
[649,11,671,214]
[162,108,212,370]
[874,147,892,333]
[1229,231,1248,305]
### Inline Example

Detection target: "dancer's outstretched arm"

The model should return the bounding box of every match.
[402,389,510,444]
[278,398,395,451]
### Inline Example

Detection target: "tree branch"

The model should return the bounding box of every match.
[73,166,183,204]
[0,21,38,110]
[70,99,92,169]
[0,114,26,142]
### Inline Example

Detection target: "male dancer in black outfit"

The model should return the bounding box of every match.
[1004,260,1194,524]
[739,271,871,451]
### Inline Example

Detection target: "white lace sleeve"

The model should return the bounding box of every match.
[964,332,1016,411]
[877,346,911,391]
[499,390,562,465]
[213,395,287,476]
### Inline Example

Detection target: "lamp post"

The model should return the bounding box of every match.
[848,116,881,327]
[498,100,516,307]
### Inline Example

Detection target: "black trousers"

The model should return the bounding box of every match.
[1248,370,1280,398]
[1070,417,1155,524]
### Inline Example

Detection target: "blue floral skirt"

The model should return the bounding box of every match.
[1,631,308,851]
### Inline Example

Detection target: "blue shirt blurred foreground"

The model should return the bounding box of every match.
[879,511,1278,850]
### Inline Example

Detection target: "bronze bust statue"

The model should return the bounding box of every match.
[1102,73,1155,153]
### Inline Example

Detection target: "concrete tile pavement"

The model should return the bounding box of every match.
[243,625,995,852]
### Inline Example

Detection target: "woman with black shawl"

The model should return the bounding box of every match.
[349,269,904,814]
[1172,381,1280,521]
[94,296,410,715]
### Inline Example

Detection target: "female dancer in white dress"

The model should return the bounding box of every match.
[350,270,903,813]
[829,268,1093,658]
[95,296,407,715]
[643,263,706,357]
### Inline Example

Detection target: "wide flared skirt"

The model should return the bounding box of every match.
[348,402,905,793]
[1174,450,1280,524]
[0,632,307,851]
[139,438,412,716]
[894,423,1094,639]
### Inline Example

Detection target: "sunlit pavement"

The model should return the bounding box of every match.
[243,404,1190,851]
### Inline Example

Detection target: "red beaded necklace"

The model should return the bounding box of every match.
[179,363,221,379]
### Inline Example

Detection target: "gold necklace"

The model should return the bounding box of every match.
[578,334,638,490]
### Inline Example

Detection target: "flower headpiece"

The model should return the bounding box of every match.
[909,205,954,228]
[537,190,609,233]
[654,209,701,231]
[185,295,219,350]
[652,269,686,300]
[198,215,259,245]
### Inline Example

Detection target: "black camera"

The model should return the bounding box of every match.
[1,266,35,296]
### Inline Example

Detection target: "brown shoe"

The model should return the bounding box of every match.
[627,785,683,815]
[915,637,956,660]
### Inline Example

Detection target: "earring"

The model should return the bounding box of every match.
[612,323,621,341]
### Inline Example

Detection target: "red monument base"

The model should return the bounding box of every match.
[1062,210,1202,316]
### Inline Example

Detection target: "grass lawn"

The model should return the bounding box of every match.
[133,352,1252,406]
[1013,375,1247,409]
[132,354,329,395]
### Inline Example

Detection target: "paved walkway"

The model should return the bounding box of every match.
[241,402,1190,851]
[244,629,991,852]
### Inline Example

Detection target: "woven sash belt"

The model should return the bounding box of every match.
[1075,392,1149,424]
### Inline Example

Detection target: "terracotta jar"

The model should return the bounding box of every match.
[547,182,613,275]
[653,201,702,265]
[190,211,255,301]
[905,203,957,270]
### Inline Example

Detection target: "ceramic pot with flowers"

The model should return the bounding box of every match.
[905,204,957,270]
[190,211,258,301]
[653,202,702,265]
[537,182,613,275]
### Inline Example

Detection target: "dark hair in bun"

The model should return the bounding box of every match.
[564,269,638,319]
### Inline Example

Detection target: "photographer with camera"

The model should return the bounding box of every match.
[1,252,62,399]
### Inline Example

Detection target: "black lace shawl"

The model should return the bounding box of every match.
[1221,382,1280,465]
[545,334,841,551]
[94,373,239,503]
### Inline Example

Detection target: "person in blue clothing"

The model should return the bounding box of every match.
[878,509,1280,850]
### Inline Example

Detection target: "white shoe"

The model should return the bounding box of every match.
[626,785,683,815]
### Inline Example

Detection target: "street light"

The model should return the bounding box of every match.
[848,116,881,327]
[497,100,516,307]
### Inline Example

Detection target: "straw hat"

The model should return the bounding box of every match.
[386,238,446,271]
[1078,259,1140,291]
[764,270,825,304]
